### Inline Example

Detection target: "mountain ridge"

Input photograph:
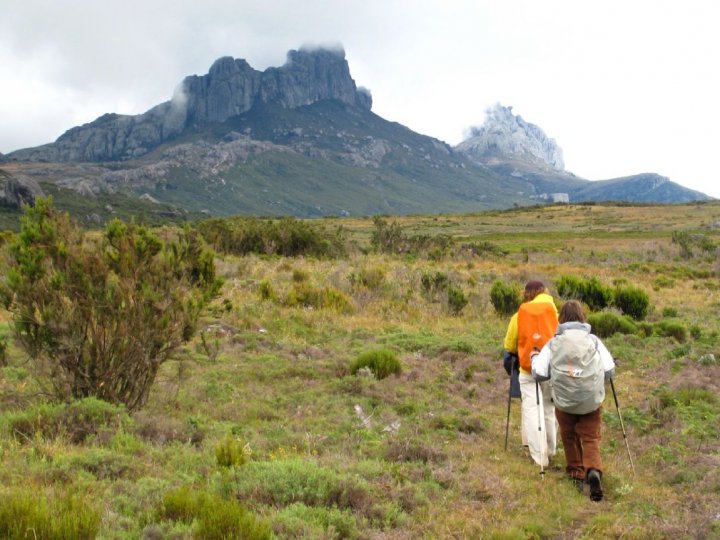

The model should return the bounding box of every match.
[1,46,712,221]
[9,47,370,163]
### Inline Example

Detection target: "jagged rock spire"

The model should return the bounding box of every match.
[10,46,371,163]
[457,104,564,170]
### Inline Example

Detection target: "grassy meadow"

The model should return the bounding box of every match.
[0,202,719,539]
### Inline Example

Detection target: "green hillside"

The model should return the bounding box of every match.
[138,100,532,216]
[572,173,711,203]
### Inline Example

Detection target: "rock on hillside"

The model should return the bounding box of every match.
[9,47,371,163]
[457,104,564,170]
[0,169,44,208]
[455,105,712,204]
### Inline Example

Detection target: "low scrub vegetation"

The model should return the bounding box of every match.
[0,488,101,539]
[197,215,347,258]
[0,202,718,538]
[157,486,272,539]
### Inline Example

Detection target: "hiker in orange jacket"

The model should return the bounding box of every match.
[503,280,558,467]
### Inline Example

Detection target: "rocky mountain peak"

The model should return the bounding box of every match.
[10,46,371,163]
[456,104,564,170]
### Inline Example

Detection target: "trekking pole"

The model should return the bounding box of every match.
[536,381,545,479]
[610,378,636,475]
[504,363,514,451]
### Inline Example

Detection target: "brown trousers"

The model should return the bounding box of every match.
[555,406,603,480]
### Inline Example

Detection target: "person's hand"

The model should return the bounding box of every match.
[503,351,519,375]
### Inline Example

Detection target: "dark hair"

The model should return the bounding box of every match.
[559,300,587,324]
[523,280,546,302]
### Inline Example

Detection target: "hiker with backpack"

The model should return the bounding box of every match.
[502,280,559,469]
[531,300,616,502]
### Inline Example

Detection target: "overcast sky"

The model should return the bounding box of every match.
[2,0,719,197]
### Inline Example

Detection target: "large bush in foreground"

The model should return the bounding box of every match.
[1,199,221,411]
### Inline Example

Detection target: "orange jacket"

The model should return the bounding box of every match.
[503,292,558,373]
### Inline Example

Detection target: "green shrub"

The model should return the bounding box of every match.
[420,271,449,296]
[158,487,271,540]
[408,234,452,258]
[158,486,198,523]
[4,397,130,444]
[655,387,719,442]
[230,458,372,513]
[68,448,133,480]
[370,217,453,257]
[662,307,679,318]
[349,266,386,289]
[0,487,101,539]
[555,275,612,310]
[285,283,353,313]
[654,276,675,289]
[489,280,520,316]
[636,322,655,338]
[462,241,508,257]
[197,216,346,258]
[654,320,688,343]
[350,349,402,379]
[671,231,695,259]
[447,284,468,315]
[582,277,613,311]
[215,435,248,468]
[273,503,359,540]
[555,275,585,300]
[1,198,222,411]
[690,325,703,340]
[258,279,277,301]
[671,231,716,259]
[292,269,309,282]
[587,312,637,338]
[370,216,405,254]
[613,285,650,320]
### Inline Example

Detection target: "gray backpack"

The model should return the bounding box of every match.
[548,323,605,414]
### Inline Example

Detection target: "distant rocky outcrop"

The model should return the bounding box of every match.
[0,169,44,208]
[456,104,564,170]
[453,104,711,204]
[9,47,371,163]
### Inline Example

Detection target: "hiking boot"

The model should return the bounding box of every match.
[587,469,603,502]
